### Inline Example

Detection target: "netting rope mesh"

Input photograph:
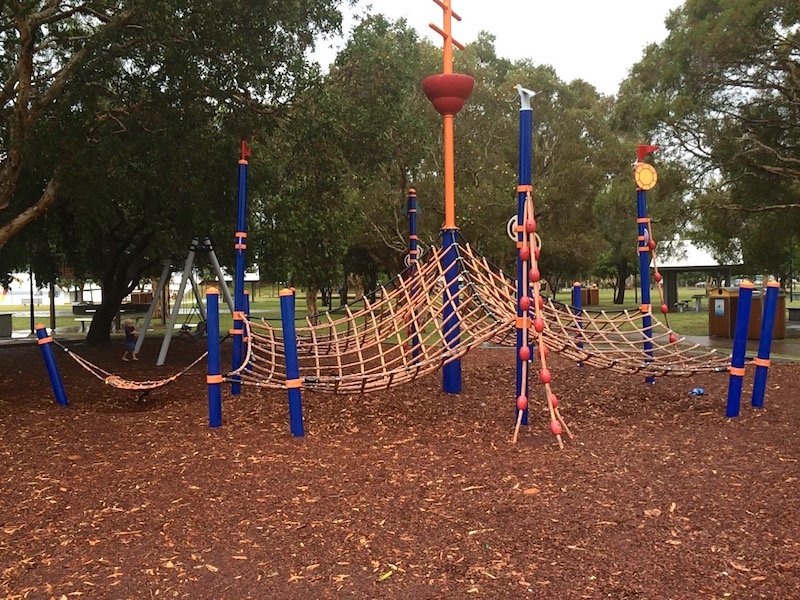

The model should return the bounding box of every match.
[235,241,730,394]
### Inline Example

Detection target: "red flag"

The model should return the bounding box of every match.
[637,144,659,162]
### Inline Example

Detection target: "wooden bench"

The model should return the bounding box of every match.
[674,300,690,312]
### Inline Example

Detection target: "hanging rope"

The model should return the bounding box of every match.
[52,339,208,392]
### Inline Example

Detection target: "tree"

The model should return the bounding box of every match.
[0,0,348,249]
[618,0,800,272]
[1,1,350,342]
[323,15,439,278]
[253,85,357,321]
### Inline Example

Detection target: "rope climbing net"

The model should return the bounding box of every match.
[233,237,730,395]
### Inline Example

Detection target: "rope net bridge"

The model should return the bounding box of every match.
[234,240,730,394]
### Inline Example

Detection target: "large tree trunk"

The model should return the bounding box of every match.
[305,285,319,326]
[613,261,630,304]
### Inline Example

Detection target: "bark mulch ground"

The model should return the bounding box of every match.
[1,338,798,599]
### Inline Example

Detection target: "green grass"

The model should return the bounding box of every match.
[6,284,796,340]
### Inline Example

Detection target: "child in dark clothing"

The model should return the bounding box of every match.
[122,318,138,361]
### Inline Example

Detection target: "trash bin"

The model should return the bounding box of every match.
[747,289,785,340]
[581,287,600,306]
[708,288,739,338]
[709,287,786,339]
[0,313,11,338]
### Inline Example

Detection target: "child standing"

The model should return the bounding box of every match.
[122,318,138,361]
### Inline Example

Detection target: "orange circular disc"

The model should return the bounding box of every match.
[634,162,658,190]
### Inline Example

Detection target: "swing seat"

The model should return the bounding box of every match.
[178,320,207,342]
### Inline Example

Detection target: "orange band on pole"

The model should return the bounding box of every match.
[636,218,650,224]
[229,328,243,335]
[516,184,533,193]
[638,247,650,253]
[753,358,771,368]
[729,366,746,377]
[640,304,651,313]
[37,336,53,345]
[408,208,417,214]
[409,234,418,240]
[235,232,248,238]
[285,378,302,389]
[516,316,530,329]
[207,375,224,384]
[233,311,246,320]
[235,244,247,250]
[513,225,525,233]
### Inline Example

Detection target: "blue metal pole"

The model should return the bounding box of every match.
[280,288,304,437]
[206,288,222,427]
[572,282,584,363]
[231,141,250,396]
[636,189,655,384]
[441,228,461,393]
[515,85,534,426]
[752,281,779,408]
[726,281,754,418]
[407,189,421,362]
[35,325,68,407]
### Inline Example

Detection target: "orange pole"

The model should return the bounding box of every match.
[441,0,455,229]
[443,114,455,229]
[442,1,453,74]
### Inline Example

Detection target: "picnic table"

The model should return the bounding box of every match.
[691,294,705,312]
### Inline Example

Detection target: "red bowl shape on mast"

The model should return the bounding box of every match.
[422,73,475,115]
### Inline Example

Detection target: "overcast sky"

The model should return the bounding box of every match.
[313,0,686,96]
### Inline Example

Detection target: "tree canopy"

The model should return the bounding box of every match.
[618,0,800,274]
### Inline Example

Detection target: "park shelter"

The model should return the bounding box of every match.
[655,238,743,310]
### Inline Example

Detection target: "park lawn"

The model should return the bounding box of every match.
[8,285,792,340]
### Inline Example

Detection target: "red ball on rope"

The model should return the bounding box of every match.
[519,245,530,261]
[519,296,531,311]
[519,346,531,361]
[550,419,563,436]
[525,218,537,233]
[537,295,544,309]
[654,272,662,283]
[549,393,559,409]
[516,395,528,411]
[540,368,551,384]
[529,267,540,283]
[649,239,657,250]
[537,344,549,358]
[669,333,678,344]
[660,304,669,314]
[534,246,541,260]
[534,317,544,333]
